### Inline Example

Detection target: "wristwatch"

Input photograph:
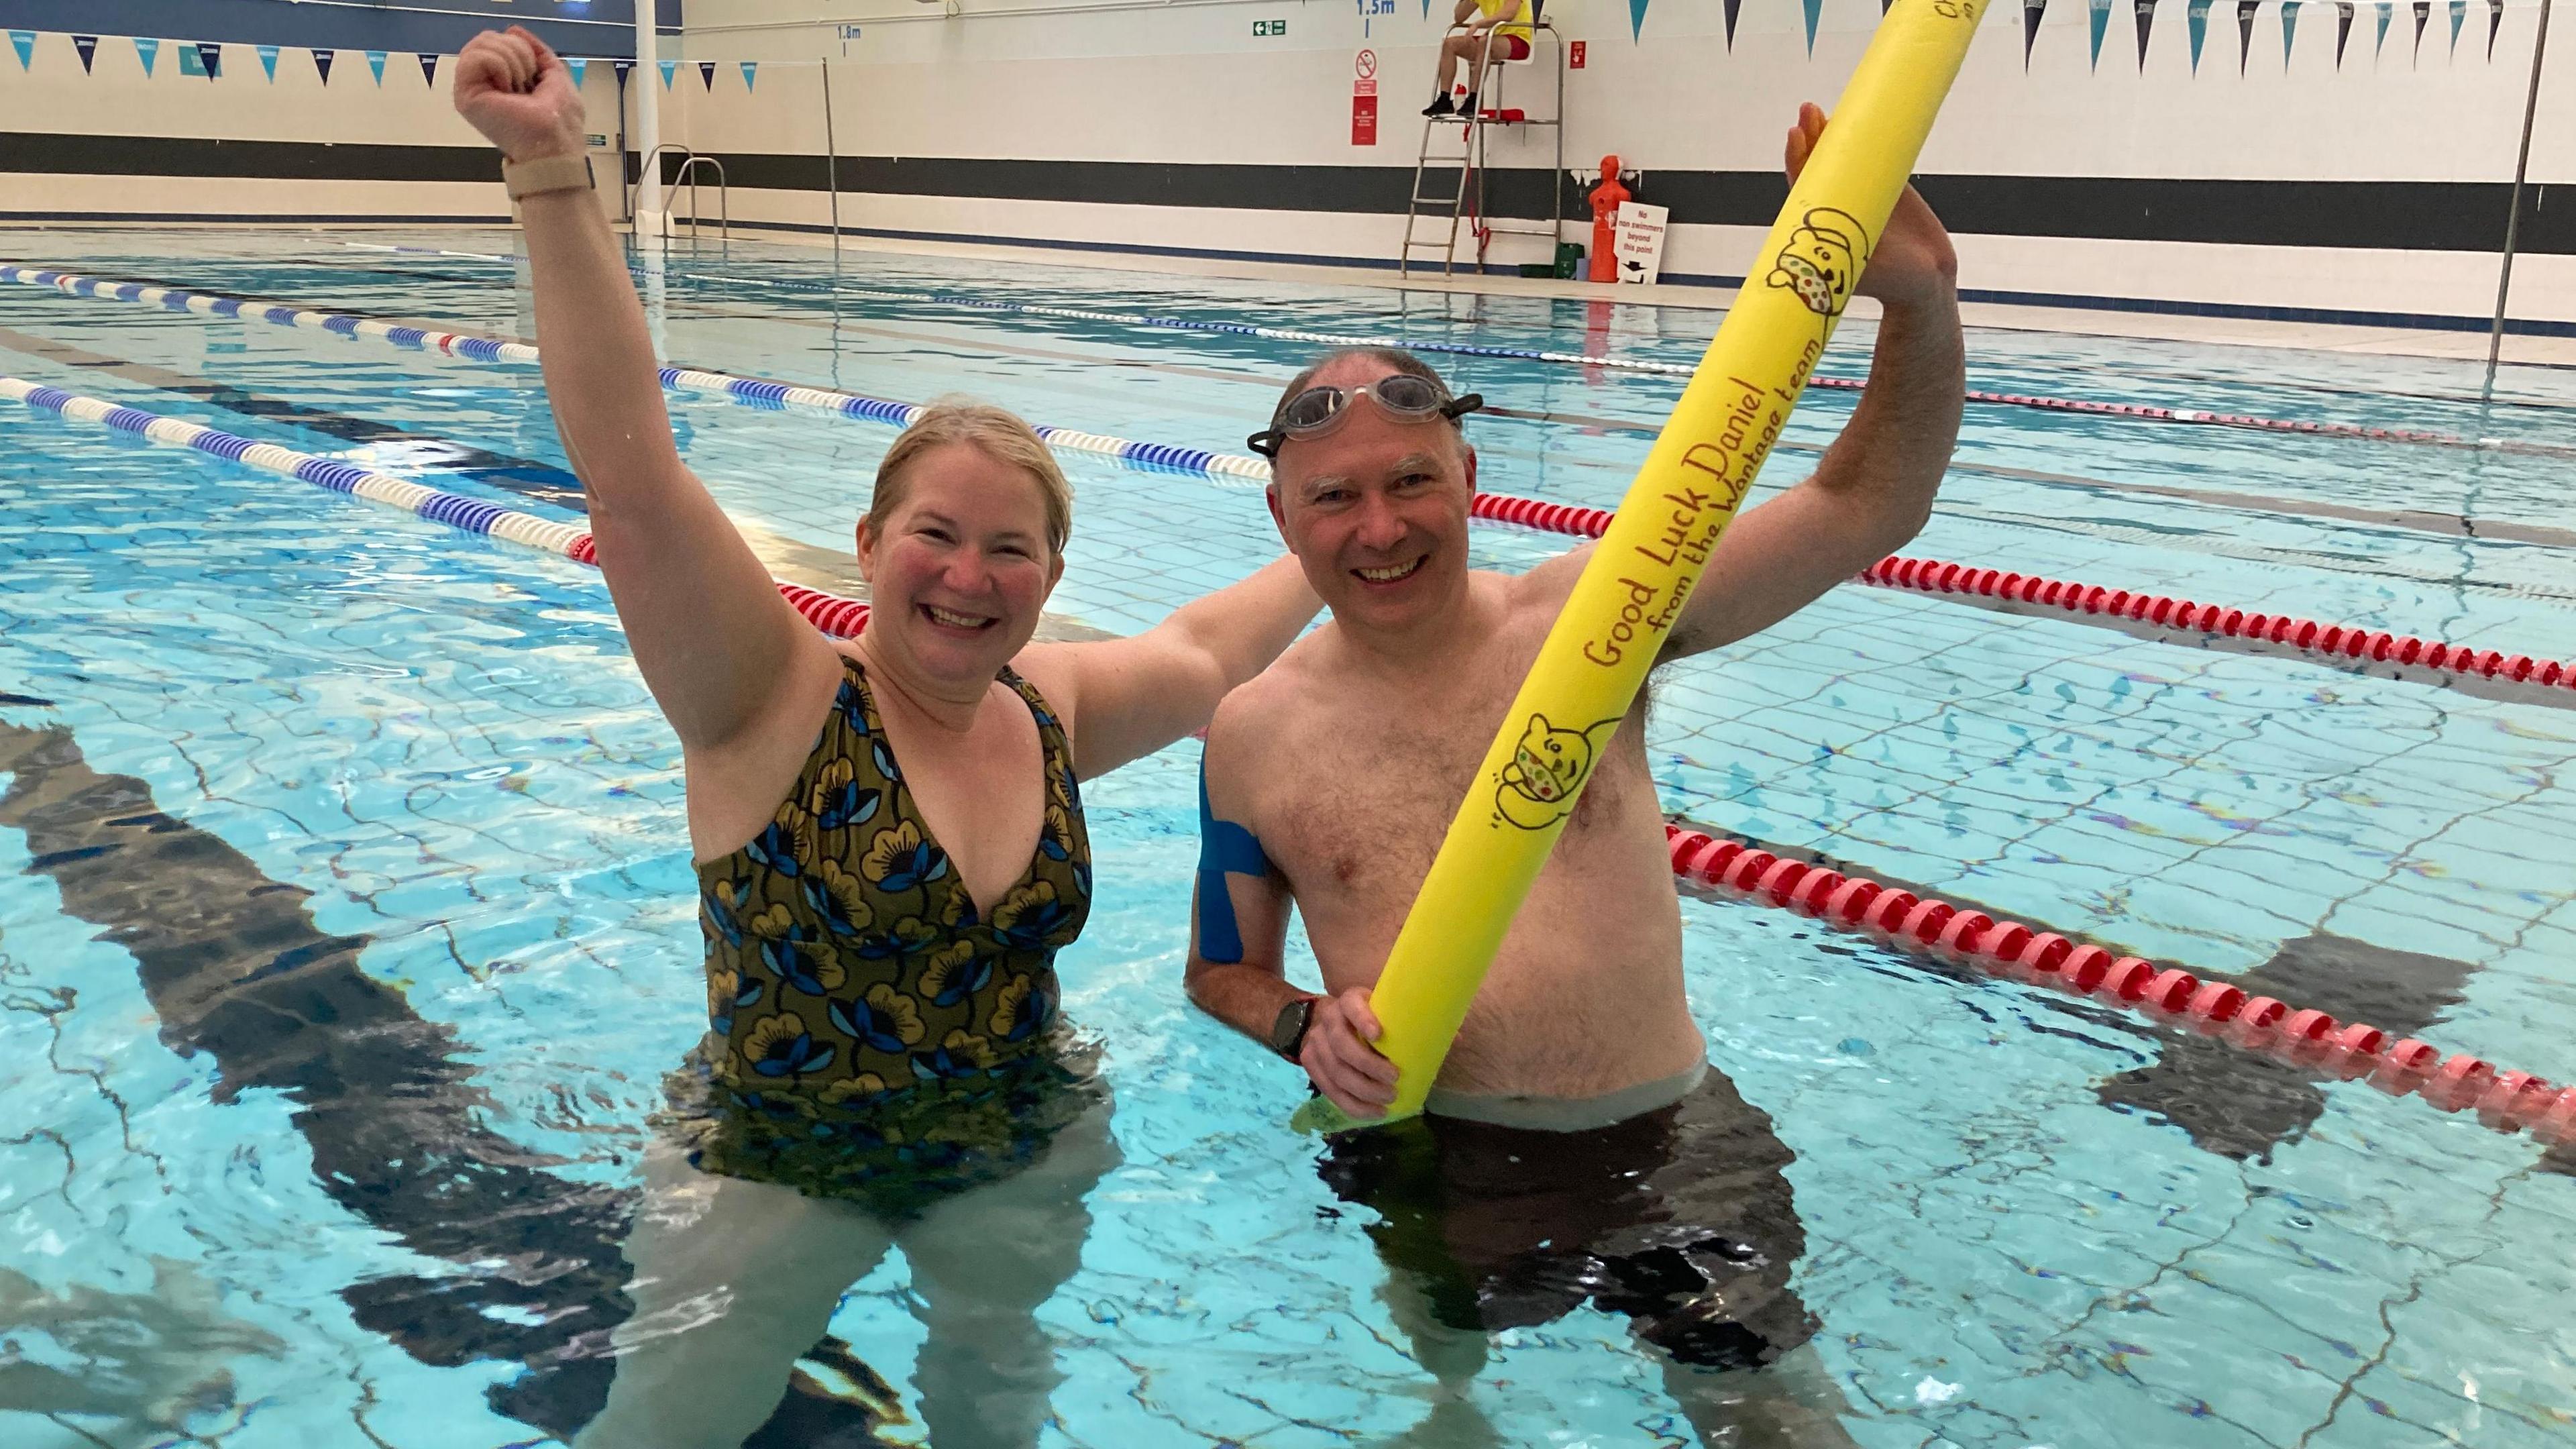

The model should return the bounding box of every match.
[502,153,595,201]
[1268,996,1318,1065]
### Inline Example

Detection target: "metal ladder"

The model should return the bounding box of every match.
[1399,17,1568,278]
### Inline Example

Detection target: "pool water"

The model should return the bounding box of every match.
[1,226,2572,1449]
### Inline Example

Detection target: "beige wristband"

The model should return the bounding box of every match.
[502,154,594,201]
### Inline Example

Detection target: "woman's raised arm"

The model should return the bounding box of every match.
[454,28,830,753]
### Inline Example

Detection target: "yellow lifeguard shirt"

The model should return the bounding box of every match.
[1476,0,1535,43]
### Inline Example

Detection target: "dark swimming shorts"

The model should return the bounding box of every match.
[1317,1067,1817,1370]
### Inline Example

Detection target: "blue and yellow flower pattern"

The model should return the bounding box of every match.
[695,659,1091,1128]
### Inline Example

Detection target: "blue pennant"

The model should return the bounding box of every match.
[567,56,588,89]
[2282,0,2301,65]
[659,58,678,89]
[2375,0,2392,57]
[1803,0,1824,52]
[366,50,388,87]
[133,36,158,77]
[2447,0,2463,54]
[2188,0,2211,69]
[2088,0,2114,68]
[258,44,280,82]
[10,30,36,71]
[741,60,757,91]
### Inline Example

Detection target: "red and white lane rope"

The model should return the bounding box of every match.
[0,376,872,639]
[14,372,2559,1142]
[1470,493,2574,694]
[1663,824,2575,1145]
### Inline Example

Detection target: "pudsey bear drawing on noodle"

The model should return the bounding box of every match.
[1766,207,1872,317]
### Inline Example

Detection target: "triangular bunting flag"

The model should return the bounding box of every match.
[1720,0,1739,47]
[366,50,388,86]
[2447,0,2465,54]
[1803,0,1825,54]
[2282,0,2300,65]
[2024,0,2048,68]
[2374,0,2392,56]
[2189,0,2212,68]
[9,30,34,71]
[2487,0,2502,55]
[658,58,677,89]
[2412,0,2429,60]
[2089,0,2114,68]
[258,43,280,81]
[419,53,439,87]
[313,48,335,85]
[2239,0,2262,71]
[133,36,158,77]
[612,58,634,91]
[72,34,97,73]
[698,59,716,89]
[201,42,223,78]
[2136,0,2157,68]
[2334,0,2353,64]
[1883,0,1895,10]
[568,57,588,88]
[741,60,757,91]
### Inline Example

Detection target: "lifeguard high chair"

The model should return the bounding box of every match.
[1400,5,1568,277]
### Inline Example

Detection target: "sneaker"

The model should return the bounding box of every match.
[1458,93,1479,117]
[1422,93,1456,117]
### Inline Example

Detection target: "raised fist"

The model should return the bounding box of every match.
[453,26,586,164]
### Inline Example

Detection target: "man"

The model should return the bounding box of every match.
[1422,0,1536,117]
[1185,103,1962,1445]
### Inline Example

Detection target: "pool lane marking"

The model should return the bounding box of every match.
[332,239,2559,459]
[0,376,876,640]
[1660,822,2576,1149]
[11,370,2569,1147]
[11,264,2567,697]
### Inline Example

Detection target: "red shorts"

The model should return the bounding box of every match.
[1494,34,1532,60]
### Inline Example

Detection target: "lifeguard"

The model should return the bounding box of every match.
[1420,0,1536,117]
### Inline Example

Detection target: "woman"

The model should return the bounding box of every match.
[451,28,1318,1446]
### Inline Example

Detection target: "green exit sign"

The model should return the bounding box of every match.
[1252,18,1288,34]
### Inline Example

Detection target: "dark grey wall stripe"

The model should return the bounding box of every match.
[5,129,2564,253]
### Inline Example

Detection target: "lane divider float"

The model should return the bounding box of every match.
[1663,822,2575,1146]
[335,240,2538,457]
[11,370,2559,1145]
[0,376,873,639]
[1470,493,2573,694]
[10,265,2563,696]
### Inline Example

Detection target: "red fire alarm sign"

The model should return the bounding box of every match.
[1569,40,1587,67]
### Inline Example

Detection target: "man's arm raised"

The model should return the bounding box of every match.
[1182,702,1397,1120]
[1517,101,1963,659]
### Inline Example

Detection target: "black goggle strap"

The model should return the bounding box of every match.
[1245,390,1483,459]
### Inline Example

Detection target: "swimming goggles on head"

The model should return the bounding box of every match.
[1246,375,1485,458]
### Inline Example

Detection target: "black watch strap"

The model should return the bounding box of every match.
[1270,996,1318,1065]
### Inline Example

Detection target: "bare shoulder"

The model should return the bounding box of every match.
[1203,626,1344,798]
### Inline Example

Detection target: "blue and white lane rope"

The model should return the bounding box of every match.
[0,375,878,637]
[0,376,592,557]
[338,240,1701,377]
[333,240,2526,455]
[1,264,1277,486]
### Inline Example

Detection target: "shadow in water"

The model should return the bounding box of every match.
[0,718,909,1443]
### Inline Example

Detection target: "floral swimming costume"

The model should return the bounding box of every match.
[681,656,1095,1207]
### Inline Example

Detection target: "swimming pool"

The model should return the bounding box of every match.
[2,225,2571,1448]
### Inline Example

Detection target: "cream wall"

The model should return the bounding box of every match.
[653,0,2576,324]
[0,30,633,223]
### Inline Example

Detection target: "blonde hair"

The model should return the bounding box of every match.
[869,398,1074,557]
